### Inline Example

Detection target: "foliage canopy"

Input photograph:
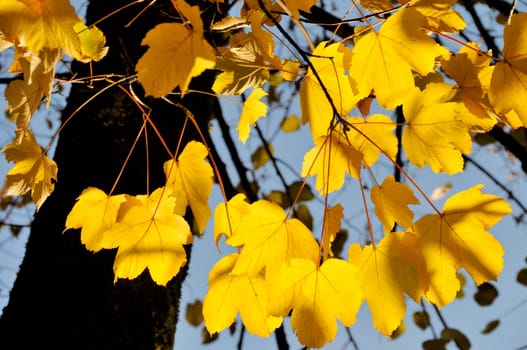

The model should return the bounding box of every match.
[1,0,525,348]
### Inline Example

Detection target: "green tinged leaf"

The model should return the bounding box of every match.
[413,311,430,330]
[186,300,204,327]
[251,144,274,169]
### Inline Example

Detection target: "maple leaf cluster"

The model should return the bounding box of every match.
[0,0,524,348]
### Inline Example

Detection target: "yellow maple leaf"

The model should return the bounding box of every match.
[405,0,466,33]
[348,8,447,109]
[441,43,496,132]
[136,4,216,97]
[6,49,59,142]
[300,41,357,138]
[371,175,419,233]
[213,35,270,95]
[203,253,282,337]
[2,129,57,210]
[0,0,80,57]
[73,21,108,63]
[102,187,191,286]
[402,83,472,174]
[164,141,213,234]
[349,232,429,335]
[64,187,126,252]
[238,88,268,143]
[225,199,319,275]
[412,185,511,307]
[322,204,344,260]
[301,131,362,194]
[281,0,317,19]
[213,193,251,245]
[268,258,363,348]
[346,114,398,166]
[489,13,527,125]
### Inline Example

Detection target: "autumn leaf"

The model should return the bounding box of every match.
[0,0,81,57]
[371,175,419,233]
[65,187,126,252]
[489,13,527,125]
[73,21,108,63]
[405,0,466,33]
[346,114,398,166]
[300,41,357,138]
[213,32,270,95]
[441,43,496,131]
[136,3,216,97]
[2,129,57,210]
[301,131,362,194]
[412,185,511,306]
[348,8,447,109]
[238,88,268,143]
[402,83,472,174]
[203,253,282,337]
[164,141,213,234]
[280,0,317,19]
[268,258,363,348]
[102,187,191,286]
[6,49,60,142]
[322,204,344,260]
[225,199,319,275]
[348,232,428,335]
[213,193,250,245]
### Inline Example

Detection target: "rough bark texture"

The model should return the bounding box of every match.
[0,1,220,348]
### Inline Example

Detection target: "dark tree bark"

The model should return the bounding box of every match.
[0,1,222,349]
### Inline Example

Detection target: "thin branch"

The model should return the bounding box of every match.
[343,327,360,350]
[214,99,258,202]
[236,323,246,350]
[463,154,527,217]
[461,0,501,56]
[253,124,294,206]
[487,126,527,174]
[274,324,289,350]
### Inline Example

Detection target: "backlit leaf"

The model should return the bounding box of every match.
[0,0,80,57]
[65,187,126,252]
[73,21,108,63]
[136,11,215,97]
[349,8,447,109]
[402,83,472,174]
[213,193,250,245]
[301,131,362,194]
[102,187,191,285]
[412,185,511,306]
[238,88,267,143]
[268,258,363,348]
[2,129,57,210]
[371,175,419,233]
[226,199,319,275]
[300,41,356,138]
[203,253,282,336]
[489,14,527,125]
[164,141,213,234]
[346,114,398,166]
[349,232,428,335]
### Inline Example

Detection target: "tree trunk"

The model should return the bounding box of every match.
[0,1,220,348]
